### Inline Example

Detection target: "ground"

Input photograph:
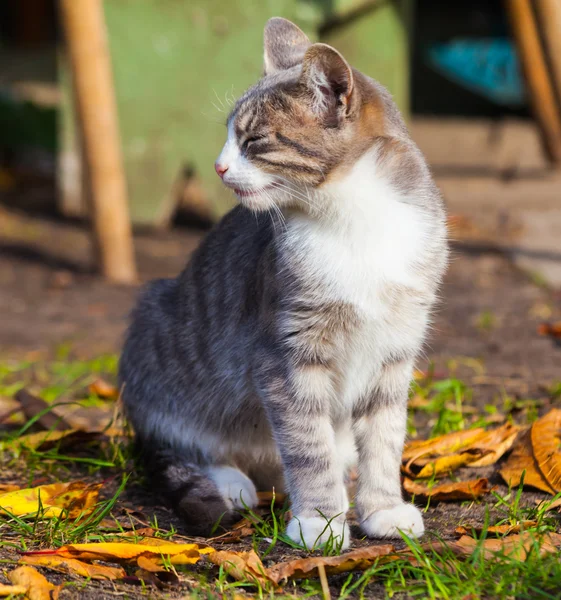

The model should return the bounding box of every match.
[0,191,560,598]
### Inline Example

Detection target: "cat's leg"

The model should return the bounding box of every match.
[257,366,350,550]
[353,359,424,539]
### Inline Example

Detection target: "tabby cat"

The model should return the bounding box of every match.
[119,17,448,550]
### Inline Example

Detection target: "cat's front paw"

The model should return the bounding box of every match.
[286,515,350,550]
[360,503,424,539]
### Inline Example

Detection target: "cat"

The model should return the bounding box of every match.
[119,17,448,550]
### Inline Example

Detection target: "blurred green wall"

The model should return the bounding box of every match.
[62,0,412,225]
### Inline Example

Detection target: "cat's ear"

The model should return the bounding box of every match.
[300,43,354,122]
[263,17,311,75]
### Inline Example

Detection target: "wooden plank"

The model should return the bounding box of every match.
[535,0,561,116]
[505,0,561,165]
[59,0,137,283]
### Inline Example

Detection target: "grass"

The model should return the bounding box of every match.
[0,353,560,599]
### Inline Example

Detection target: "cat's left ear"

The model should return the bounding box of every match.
[300,43,354,123]
[264,17,311,75]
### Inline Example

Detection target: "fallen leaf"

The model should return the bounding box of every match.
[455,521,538,537]
[536,497,561,512]
[537,321,561,339]
[453,531,561,560]
[137,555,168,573]
[403,477,490,501]
[209,518,254,543]
[468,423,521,467]
[406,449,489,478]
[4,429,102,452]
[267,544,397,584]
[20,555,125,580]
[404,423,522,478]
[256,491,287,507]
[531,409,561,492]
[15,389,71,431]
[403,427,486,461]
[500,430,556,494]
[0,584,28,597]
[0,484,20,493]
[0,481,101,518]
[88,379,119,400]
[209,550,275,587]
[26,541,214,566]
[8,566,60,600]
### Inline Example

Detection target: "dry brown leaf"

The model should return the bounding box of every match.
[500,430,555,494]
[403,428,486,461]
[531,409,561,492]
[453,532,561,560]
[15,389,71,431]
[209,549,275,587]
[0,483,20,493]
[0,481,101,518]
[209,518,254,543]
[403,477,490,501]
[455,521,538,537]
[468,423,522,467]
[267,544,397,584]
[137,555,168,573]
[0,584,28,597]
[537,321,561,339]
[8,565,60,600]
[20,554,125,580]
[256,491,287,507]
[536,497,561,512]
[26,541,214,565]
[88,379,119,400]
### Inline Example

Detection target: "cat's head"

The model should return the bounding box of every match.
[215,17,388,213]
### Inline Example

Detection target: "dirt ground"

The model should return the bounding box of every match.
[0,199,560,598]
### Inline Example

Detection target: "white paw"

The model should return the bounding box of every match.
[206,466,258,510]
[361,503,424,539]
[286,515,350,550]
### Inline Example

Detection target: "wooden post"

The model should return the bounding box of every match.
[59,0,137,283]
[535,0,561,113]
[505,0,561,165]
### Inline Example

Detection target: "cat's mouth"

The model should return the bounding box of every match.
[233,185,275,198]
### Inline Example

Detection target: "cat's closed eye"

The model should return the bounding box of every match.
[241,135,265,151]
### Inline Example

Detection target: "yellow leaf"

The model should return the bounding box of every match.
[530,409,561,492]
[468,423,522,467]
[408,449,488,479]
[403,477,490,501]
[0,481,101,518]
[500,430,555,494]
[0,584,27,597]
[8,566,60,600]
[209,549,275,587]
[36,541,214,565]
[403,428,486,461]
[20,555,125,580]
[4,429,101,452]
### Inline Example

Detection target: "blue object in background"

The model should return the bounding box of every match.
[426,38,525,108]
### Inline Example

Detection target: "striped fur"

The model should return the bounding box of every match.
[120,18,448,548]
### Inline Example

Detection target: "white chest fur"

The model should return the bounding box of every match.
[284,150,432,407]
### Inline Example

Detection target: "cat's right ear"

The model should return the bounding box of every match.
[263,17,311,75]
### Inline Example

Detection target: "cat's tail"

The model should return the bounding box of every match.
[139,444,238,536]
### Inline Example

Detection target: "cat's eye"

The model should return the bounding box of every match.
[241,135,265,151]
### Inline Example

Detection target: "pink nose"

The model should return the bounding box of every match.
[215,162,228,179]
